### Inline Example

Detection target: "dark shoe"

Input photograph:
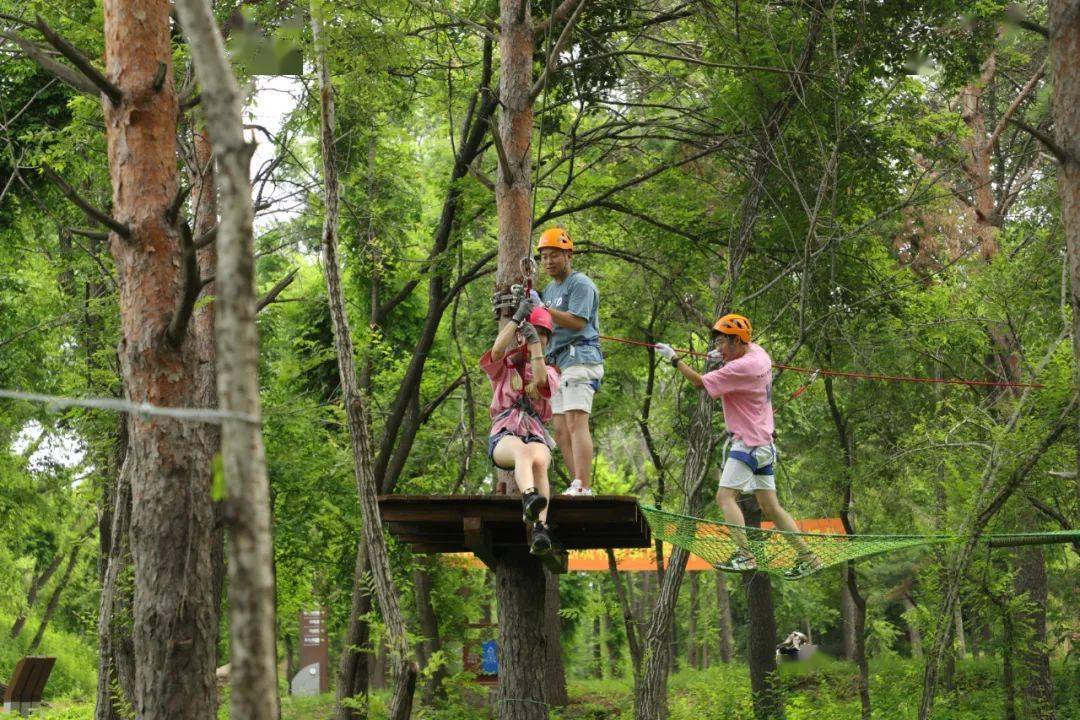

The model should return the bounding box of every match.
[521,489,548,523]
[783,552,823,580]
[530,522,553,556]
[714,550,757,573]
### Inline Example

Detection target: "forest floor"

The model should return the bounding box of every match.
[26,654,1080,719]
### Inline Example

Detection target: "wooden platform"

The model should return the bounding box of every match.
[378,495,651,574]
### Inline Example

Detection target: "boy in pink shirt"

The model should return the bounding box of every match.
[656,313,822,579]
[481,300,562,555]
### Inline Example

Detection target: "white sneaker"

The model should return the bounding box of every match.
[562,480,593,496]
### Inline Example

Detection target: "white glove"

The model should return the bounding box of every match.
[655,343,677,361]
[707,349,724,366]
[529,289,543,306]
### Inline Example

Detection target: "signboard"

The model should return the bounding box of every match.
[296,609,329,694]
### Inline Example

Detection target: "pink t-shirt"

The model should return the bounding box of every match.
[701,343,774,446]
[480,350,560,440]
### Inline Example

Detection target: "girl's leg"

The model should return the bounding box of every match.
[493,436,536,493]
[754,489,810,553]
[529,444,552,523]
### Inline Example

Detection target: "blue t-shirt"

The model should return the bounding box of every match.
[541,271,603,368]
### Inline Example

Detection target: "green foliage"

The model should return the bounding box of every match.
[0,612,96,701]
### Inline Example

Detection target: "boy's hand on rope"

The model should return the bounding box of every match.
[520,322,540,345]
[706,349,724,366]
[655,343,677,361]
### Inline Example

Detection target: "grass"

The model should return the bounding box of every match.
[13,655,1080,719]
[0,612,96,704]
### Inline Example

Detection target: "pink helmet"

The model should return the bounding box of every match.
[528,306,553,334]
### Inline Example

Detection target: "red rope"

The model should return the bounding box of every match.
[596,334,1047,390]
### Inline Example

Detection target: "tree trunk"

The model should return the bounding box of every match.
[335,542,372,720]
[496,550,547,720]
[1001,603,1017,720]
[592,616,603,678]
[11,551,64,639]
[311,10,417,720]
[842,562,870,720]
[542,569,569,707]
[607,549,642,683]
[186,124,227,669]
[687,573,699,669]
[493,0,534,297]
[741,497,783,720]
[715,573,734,664]
[1014,546,1056,720]
[95,422,135,720]
[902,595,923,659]
[1049,0,1080,483]
[102,1,217,717]
[841,565,858,661]
[414,562,448,704]
[174,2,281,717]
[27,538,84,653]
[952,603,967,659]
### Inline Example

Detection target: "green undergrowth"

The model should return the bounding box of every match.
[0,612,96,705]
[19,656,1080,720]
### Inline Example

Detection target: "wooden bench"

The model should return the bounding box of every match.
[2,657,55,717]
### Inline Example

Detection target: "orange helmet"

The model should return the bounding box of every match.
[536,227,573,253]
[712,313,751,343]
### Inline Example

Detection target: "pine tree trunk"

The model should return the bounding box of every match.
[715,574,734,664]
[173,2,281,717]
[102,1,216,717]
[953,603,967,659]
[311,10,417,720]
[543,570,569,706]
[1049,0,1080,482]
[843,562,870,720]
[1014,546,1056,720]
[741,497,783,720]
[496,550,547,720]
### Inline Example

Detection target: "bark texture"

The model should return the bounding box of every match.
[543,569,569,706]
[715,574,733,664]
[173,1,280,717]
[1014,546,1056,720]
[311,11,418,720]
[741,498,783,720]
[495,550,547,720]
[102,1,216,717]
[335,543,372,720]
[1050,0,1080,482]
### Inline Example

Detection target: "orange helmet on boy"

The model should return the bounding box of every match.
[713,313,752,343]
[536,227,573,253]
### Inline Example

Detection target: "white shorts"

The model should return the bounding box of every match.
[551,363,604,415]
[718,438,777,493]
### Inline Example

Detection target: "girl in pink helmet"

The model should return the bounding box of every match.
[480,299,561,554]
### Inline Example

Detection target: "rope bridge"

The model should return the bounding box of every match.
[639,505,1080,580]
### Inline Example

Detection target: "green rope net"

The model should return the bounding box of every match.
[639,505,1080,580]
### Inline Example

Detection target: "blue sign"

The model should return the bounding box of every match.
[481,640,498,674]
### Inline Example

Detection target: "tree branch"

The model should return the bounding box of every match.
[41,165,131,239]
[989,63,1045,152]
[34,14,123,106]
[68,227,109,241]
[0,30,99,96]
[194,225,217,249]
[531,0,587,100]
[255,268,298,313]
[165,221,200,347]
[487,115,514,182]
[534,0,583,36]
[419,373,466,425]
[1008,117,1068,163]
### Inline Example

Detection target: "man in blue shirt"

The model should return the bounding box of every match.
[535,227,604,496]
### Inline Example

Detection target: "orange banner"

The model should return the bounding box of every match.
[445,518,844,572]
